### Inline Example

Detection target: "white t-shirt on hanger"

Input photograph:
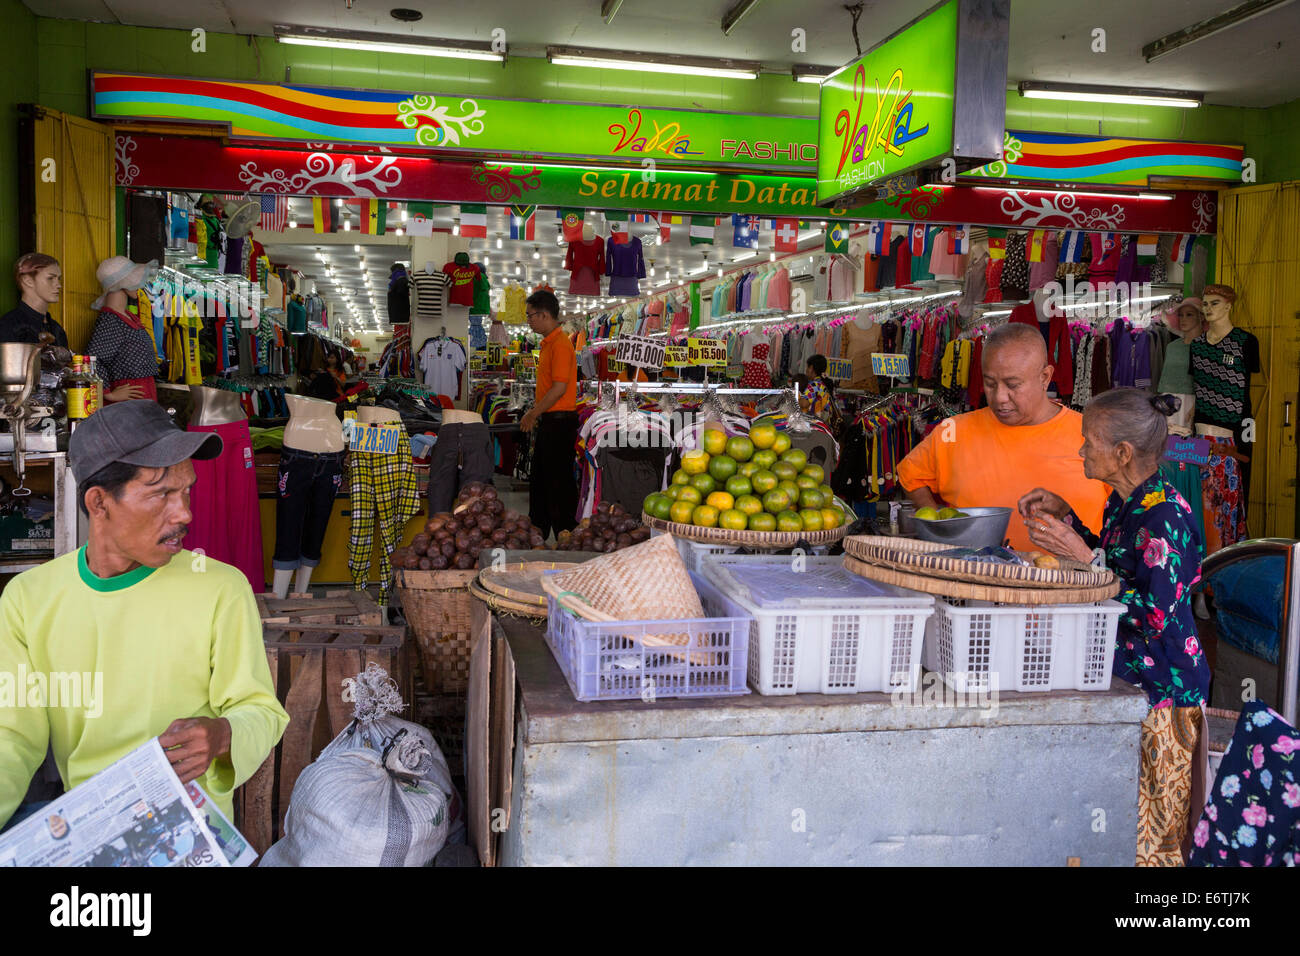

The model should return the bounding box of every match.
[418,338,466,399]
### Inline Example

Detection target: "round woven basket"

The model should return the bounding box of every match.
[468,577,548,619]
[844,555,1121,605]
[844,535,1115,590]
[641,512,850,547]
[478,560,582,608]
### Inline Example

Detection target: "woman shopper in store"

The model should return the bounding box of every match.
[0,253,69,348]
[799,354,841,427]
[1019,389,1209,867]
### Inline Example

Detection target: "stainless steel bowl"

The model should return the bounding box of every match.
[910,506,1012,549]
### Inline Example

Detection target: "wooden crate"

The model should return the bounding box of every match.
[234,619,411,859]
[396,568,478,695]
[255,589,384,627]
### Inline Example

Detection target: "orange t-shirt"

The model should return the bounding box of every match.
[537,326,577,412]
[896,404,1108,551]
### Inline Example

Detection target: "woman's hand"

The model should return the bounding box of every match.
[1026,512,1093,563]
[106,384,146,402]
[1018,487,1071,521]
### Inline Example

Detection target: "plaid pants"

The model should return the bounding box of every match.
[348,432,420,604]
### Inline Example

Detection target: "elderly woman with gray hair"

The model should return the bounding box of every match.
[1019,388,1210,867]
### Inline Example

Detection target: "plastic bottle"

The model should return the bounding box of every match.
[64,356,95,420]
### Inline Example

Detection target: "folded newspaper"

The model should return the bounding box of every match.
[0,739,255,867]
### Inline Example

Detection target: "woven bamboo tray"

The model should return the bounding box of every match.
[844,555,1121,605]
[478,560,581,607]
[641,513,850,547]
[468,577,548,619]
[844,535,1115,590]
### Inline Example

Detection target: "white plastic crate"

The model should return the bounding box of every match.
[923,596,1124,694]
[651,529,828,573]
[700,554,935,695]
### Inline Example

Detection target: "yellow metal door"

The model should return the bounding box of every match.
[29,107,115,351]
[1216,182,1300,538]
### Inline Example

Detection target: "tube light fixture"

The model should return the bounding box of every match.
[792,65,834,84]
[733,252,758,263]
[547,45,760,80]
[400,209,408,222]
[496,236,503,249]
[1018,81,1202,109]
[276,30,503,62]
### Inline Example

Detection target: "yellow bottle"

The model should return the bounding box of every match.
[65,356,95,420]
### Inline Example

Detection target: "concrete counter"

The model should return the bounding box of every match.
[492,616,1148,866]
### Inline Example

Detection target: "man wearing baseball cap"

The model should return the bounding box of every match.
[0,401,288,830]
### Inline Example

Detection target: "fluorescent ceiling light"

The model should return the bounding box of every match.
[792,65,833,85]
[733,252,758,263]
[1139,192,1175,201]
[276,31,502,62]
[548,45,759,80]
[1018,81,1202,109]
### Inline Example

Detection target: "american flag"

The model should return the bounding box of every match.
[259,194,288,232]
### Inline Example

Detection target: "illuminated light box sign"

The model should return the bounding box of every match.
[817,0,1009,207]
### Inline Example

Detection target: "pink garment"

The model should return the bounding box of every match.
[928,239,968,280]
[1028,233,1060,291]
[828,255,857,302]
[740,342,771,387]
[767,267,792,310]
[669,306,689,338]
[184,420,265,592]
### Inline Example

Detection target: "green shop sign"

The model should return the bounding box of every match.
[816,0,1008,206]
[91,72,817,171]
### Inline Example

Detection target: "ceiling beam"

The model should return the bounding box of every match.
[600,0,624,24]
[722,0,763,36]
[1143,0,1297,61]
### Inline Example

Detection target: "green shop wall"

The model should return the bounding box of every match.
[1,0,38,288]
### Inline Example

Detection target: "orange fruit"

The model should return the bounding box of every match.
[748,512,777,532]
[708,454,738,482]
[802,463,826,485]
[719,509,748,531]
[735,494,763,516]
[689,473,716,496]
[677,486,702,505]
[762,489,792,514]
[751,469,778,493]
[681,449,710,475]
[772,432,791,454]
[725,436,755,462]
[822,506,845,528]
[669,500,695,524]
[706,491,735,511]
[799,489,825,510]
[781,448,808,471]
[776,510,803,532]
[799,509,824,532]
[748,422,777,450]
[773,461,798,482]
[701,427,728,457]
[691,504,720,528]
[671,468,690,485]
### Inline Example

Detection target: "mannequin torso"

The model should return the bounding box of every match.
[441,408,480,426]
[1190,288,1260,440]
[284,394,344,452]
[357,405,402,425]
[190,385,246,427]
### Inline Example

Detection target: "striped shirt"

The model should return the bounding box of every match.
[410,271,451,321]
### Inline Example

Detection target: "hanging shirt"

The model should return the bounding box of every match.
[418,338,466,399]
[565,239,605,296]
[412,270,452,320]
[441,260,481,307]
[1190,327,1261,432]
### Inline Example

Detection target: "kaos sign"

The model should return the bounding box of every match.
[817,0,1009,206]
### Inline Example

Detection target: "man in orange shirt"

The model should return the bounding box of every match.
[897,323,1107,551]
[520,290,579,539]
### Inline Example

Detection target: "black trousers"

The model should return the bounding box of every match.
[273,447,345,569]
[529,411,580,539]
[427,421,495,516]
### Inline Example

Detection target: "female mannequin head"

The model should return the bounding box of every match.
[15,253,61,311]
[1172,298,1204,341]
[1202,284,1236,331]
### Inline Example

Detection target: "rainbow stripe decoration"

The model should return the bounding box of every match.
[963,131,1243,187]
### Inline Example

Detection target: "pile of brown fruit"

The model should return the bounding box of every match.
[391,482,545,571]
[556,500,651,553]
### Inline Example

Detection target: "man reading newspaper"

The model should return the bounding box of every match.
[0,400,288,831]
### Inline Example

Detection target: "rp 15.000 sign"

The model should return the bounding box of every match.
[614,334,666,371]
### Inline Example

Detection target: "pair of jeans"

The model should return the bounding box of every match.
[273,447,345,569]
[528,411,579,539]
[427,422,495,516]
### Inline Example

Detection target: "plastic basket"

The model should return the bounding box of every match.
[923,596,1124,694]
[651,529,828,573]
[543,571,751,702]
[700,554,936,695]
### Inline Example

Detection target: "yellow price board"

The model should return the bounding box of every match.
[871,353,910,378]
[687,337,728,367]
[664,345,689,367]
[488,342,503,366]
[344,421,404,455]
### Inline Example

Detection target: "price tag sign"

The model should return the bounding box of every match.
[725,363,743,380]
[613,334,666,371]
[517,353,537,368]
[871,353,910,378]
[469,352,485,372]
[687,337,728,367]
[664,345,689,367]
[1164,436,1211,465]
[487,342,503,366]
[826,358,853,382]
[344,421,404,455]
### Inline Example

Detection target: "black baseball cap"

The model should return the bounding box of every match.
[69,400,223,485]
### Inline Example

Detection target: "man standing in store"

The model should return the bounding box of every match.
[520,290,579,541]
[897,323,1108,551]
[0,401,289,831]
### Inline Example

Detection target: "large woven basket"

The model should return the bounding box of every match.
[642,513,850,547]
[540,533,703,647]
[844,555,1121,605]
[478,560,581,607]
[844,535,1116,590]
[395,568,477,695]
[468,577,548,619]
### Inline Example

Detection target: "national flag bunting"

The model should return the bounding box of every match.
[1027,229,1048,263]
[865,221,887,255]
[773,217,799,253]
[689,215,714,245]
[629,213,653,223]
[1059,230,1086,262]
[946,224,969,255]
[987,227,1007,260]
[825,222,849,254]
[606,210,629,244]
[1170,234,1196,263]
[560,209,585,242]
[311,197,339,233]
[258,194,287,232]
[733,214,758,249]
[358,198,387,235]
[656,215,672,244]
[660,214,685,225]
[910,223,927,257]
[458,204,487,238]
[1136,234,1159,262]
[406,201,434,237]
[510,204,537,240]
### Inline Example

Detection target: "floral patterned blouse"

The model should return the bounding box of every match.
[802,378,832,420]
[1066,471,1210,708]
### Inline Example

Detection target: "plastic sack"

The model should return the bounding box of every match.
[261,663,453,867]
